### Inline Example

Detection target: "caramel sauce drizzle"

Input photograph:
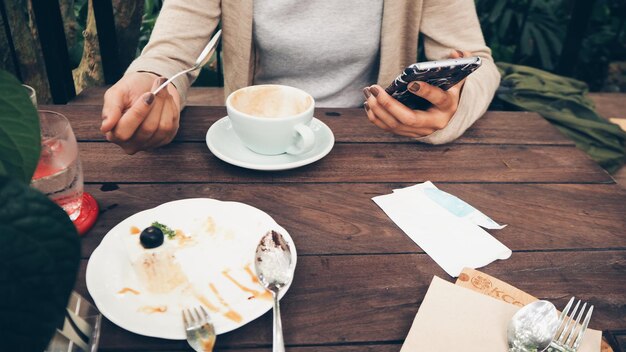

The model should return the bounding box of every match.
[117,287,140,295]
[130,226,140,235]
[209,283,243,323]
[138,305,167,313]
[244,263,260,284]
[223,268,272,301]
[223,310,243,324]
[204,217,216,234]
[201,337,216,351]
[175,229,195,246]
[195,294,220,313]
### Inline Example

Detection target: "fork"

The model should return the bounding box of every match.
[152,30,222,95]
[547,297,594,352]
[182,306,216,352]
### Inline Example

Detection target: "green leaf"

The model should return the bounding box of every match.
[151,221,176,239]
[489,0,508,23]
[0,70,41,183]
[529,26,553,69]
[0,176,80,351]
[499,10,513,34]
[539,22,563,54]
[520,26,533,56]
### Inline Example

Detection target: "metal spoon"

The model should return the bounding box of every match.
[508,300,559,352]
[255,230,294,352]
[152,29,222,95]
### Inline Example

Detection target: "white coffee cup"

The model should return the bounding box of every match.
[226,84,316,155]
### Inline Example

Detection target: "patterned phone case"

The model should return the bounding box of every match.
[385,57,481,110]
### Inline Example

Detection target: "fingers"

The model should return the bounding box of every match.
[101,72,160,134]
[364,102,391,131]
[364,106,438,137]
[406,81,453,111]
[144,93,180,149]
[101,86,126,133]
[393,127,435,138]
[449,49,473,59]
[363,92,436,136]
[109,92,155,142]
[132,78,169,143]
[364,86,431,128]
[363,83,455,136]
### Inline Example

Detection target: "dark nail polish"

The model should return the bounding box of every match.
[370,86,380,97]
[408,82,420,93]
[363,87,372,99]
[364,102,370,112]
[144,93,155,105]
[456,49,464,57]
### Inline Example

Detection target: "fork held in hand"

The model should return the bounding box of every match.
[152,29,222,95]
[183,306,216,352]
[548,297,594,352]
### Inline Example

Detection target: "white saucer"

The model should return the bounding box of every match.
[206,117,335,171]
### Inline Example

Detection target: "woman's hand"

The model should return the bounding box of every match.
[101,72,181,154]
[363,50,471,138]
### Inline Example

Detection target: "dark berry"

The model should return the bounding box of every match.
[140,226,164,249]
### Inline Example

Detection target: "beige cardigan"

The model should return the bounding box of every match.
[127,0,500,144]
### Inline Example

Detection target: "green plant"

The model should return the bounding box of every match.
[476,0,626,91]
[0,69,81,351]
[575,0,626,91]
[138,0,164,54]
[68,0,88,69]
[0,71,40,182]
[476,0,566,70]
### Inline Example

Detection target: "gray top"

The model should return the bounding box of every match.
[253,0,383,108]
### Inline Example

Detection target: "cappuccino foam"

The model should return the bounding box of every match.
[230,85,312,118]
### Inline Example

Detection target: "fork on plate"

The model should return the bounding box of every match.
[182,306,216,352]
[547,297,594,352]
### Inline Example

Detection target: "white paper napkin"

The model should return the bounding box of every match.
[393,181,507,229]
[400,276,601,351]
[372,182,511,277]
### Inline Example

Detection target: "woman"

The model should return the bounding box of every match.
[101,0,500,154]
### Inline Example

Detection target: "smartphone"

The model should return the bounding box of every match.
[385,56,482,110]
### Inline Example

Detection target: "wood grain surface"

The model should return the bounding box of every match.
[80,183,626,258]
[78,142,611,183]
[67,86,227,107]
[589,93,626,120]
[46,104,575,145]
[58,101,626,351]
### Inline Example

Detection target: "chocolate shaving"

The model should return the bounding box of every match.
[269,230,289,251]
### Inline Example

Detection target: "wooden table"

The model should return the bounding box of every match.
[46,103,626,351]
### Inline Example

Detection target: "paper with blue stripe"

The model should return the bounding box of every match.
[372,181,510,277]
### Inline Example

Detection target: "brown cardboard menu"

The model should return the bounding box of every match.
[455,268,612,352]
[400,274,602,351]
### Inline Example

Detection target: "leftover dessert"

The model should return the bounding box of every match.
[124,222,188,294]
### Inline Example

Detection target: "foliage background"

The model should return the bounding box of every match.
[476,0,626,92]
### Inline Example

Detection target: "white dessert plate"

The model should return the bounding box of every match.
[206,116,335,171]
[86,198,297,340]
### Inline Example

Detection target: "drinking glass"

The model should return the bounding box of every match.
[22,83,37,106]
[31,111,84,221]
[45,291,102,352]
